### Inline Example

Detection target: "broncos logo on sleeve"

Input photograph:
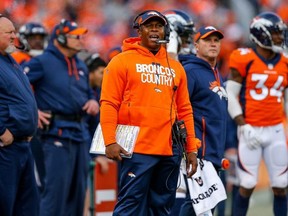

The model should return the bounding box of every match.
[229,48,288,126]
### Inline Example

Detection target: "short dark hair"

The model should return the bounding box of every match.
[85,53,107,72]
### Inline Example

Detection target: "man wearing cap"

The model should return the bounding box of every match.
[100,10,201,215]
[22,20,99,216]
[178,26,228,215]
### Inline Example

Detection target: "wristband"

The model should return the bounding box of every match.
[188,151,198,156]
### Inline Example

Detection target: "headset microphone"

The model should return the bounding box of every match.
[156,39,170,44]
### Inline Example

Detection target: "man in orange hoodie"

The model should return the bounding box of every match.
[100,10,201,215]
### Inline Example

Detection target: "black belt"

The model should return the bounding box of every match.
[52,114,82,122]
[14,136,30,142]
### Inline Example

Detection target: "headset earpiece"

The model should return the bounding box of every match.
[132,12,142,29]
[133,10,170,42]
[56,19,68,46]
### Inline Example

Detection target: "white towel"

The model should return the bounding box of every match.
[187,159,227,216]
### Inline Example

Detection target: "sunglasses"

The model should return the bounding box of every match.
[66,34,82,39]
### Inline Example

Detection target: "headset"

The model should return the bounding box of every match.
[56,19,68,46]
[133,10,170,43]
[85,53,100,68]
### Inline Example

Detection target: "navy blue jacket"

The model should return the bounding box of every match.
[87,87,101,139]
[84,87,101,158]
[23,43,95,142]
[179,54,228,168]
[0,54,38,137]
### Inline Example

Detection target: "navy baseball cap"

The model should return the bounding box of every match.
[134,10,167,28]
[55,20,88,35]
[194,26,224,42]
[50,19,88,42]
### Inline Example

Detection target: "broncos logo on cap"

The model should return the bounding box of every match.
[205,26,218,31]
[136,10,166,26]
[147,11,161,16]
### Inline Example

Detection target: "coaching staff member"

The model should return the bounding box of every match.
[101,10,201,215]
[0,15,39,216]
[23,19,99,216]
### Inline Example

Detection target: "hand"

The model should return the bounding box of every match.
[186,152,198,178]
[38,110,52,129]
[238,124,262,149]
[82,99,100,116]
[27,136,33,142]
[105,143,131,161]
[95,155,112,174]
[0,129,13,147]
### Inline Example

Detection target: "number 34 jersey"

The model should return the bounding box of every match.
[229,48,288,126]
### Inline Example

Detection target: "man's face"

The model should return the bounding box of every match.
[66,34,85,53]
[27,34,46,50]
[138,19,165,51]
[195,34,221,61]
[89,66,105,88]
[179,34,194,54]
[271,30,285,47]
[0,17,16,54]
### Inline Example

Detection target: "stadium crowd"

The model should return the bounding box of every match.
[1,0,287,64]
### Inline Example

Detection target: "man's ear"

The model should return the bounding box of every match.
[137,28,142,37]
[194,42,199,51]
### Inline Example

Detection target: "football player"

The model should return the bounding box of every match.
[12,22,48,65]
[226,11,288,216]
[164,9,196,60]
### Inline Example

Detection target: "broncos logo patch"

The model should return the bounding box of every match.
[209,81,228,100]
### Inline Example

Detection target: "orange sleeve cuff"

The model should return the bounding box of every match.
[186,137,201,153]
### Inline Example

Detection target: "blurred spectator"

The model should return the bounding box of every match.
[82,52,112,216]
[0,0,255,61]
[84,53,107,137]
[276,0,288,23]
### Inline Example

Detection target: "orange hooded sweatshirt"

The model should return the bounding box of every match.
[100,37,200,155]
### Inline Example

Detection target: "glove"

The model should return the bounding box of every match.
[238,124,262,150]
